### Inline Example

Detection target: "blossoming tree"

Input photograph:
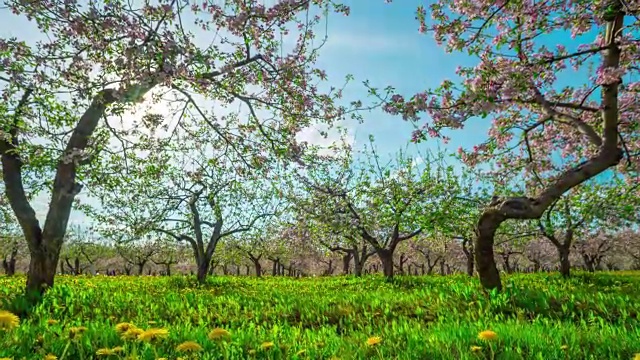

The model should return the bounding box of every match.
[0,0,352,300]
[383,1,635,290]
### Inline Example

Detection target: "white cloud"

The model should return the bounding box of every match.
[296,124,355,156]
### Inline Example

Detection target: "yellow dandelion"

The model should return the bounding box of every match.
[115,322,135,333]
[366,336,382,346]
[44,355,57,360]
[46,319,59,325]
[261,341,275,350]
[176,341,203,352]
[137,328,169,342]
[477,330,498,341]
[208,328,231,340]
[0,310,20,330]
[96,348,115,356]
[560,345,568,351]
[121,327,144,340]
[634,354,640,360]
[111,346,124,353]
[156,358,167,360]
[471,346,482,352]
[0,358,12,360]
[69,326,88,339]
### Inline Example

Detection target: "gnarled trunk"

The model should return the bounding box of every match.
[475,211,504,291]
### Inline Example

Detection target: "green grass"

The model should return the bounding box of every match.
[0,272,639,359]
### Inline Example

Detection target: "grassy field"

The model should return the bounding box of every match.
[0,272,639,360]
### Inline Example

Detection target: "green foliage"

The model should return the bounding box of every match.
[1,273,639,359]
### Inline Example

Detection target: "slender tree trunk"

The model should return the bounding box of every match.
[462,239,474,276]
[465,254,474,276]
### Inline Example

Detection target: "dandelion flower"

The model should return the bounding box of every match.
[560,345,568,351]
[69,326,88,339]
[0,310,20,330]
[634,354,640,360]
[137,328,169,342]
[477,330,498,341]
[208,328,231,340]
[470,346,482,352]
[261,342,275,350]
[366,336,382,346]
[115,322,135,333]
[176,341,203,352]
[46,319,59,325]
[44,355,57,360]
[96,348,115,356]
[121,327,144,340]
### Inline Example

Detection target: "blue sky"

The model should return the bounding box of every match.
[313,0,485,157]
[1,1,612,228]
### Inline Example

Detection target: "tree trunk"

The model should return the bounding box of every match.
[342,253,352,274]
[253,259,262,277]
[466,254,474,276]
[196,256,210,284]
[25,245,60,302]
[475,211,503,291]
[353,259,363,276]
[558,245,571,278]
[582,254,596,272]
[137,262,145,275]
[165,263,171,276]
[462,239,474,276]
[378,249,394,279]
[2,249,17,276]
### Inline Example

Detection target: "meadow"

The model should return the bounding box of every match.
[0,273,639,360]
